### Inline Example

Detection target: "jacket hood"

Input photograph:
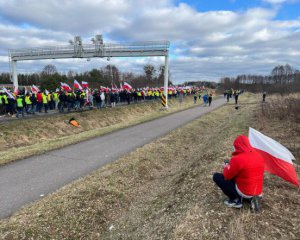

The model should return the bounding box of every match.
[232,135,253,155]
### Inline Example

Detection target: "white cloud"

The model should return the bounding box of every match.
[0,0,299,83]
[263,0,299,4]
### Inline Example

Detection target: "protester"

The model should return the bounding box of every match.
[203,93,208,107]
[234,91,239,105]
[100,91,105,108]
[24,93,32,114]
[30,93,37,114]
[110,91,116,108]
[208,93,212,107]
[213,135,264,211]
[16,94,25,118]
[0,92,8,115]
[193,92,197,104]
[262,91,266,102]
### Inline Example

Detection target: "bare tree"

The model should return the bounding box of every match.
[41,64,57,76]
[143,64,156,81]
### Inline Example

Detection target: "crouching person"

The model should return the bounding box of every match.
[213,135,264,212]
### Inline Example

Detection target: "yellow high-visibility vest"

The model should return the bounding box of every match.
[42,94,48,104]
[47,93,52,101]
[3,95,8,104]
[25,96,32,105]
[17,97,23,107]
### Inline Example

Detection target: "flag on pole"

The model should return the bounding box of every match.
[45,89,49,95]
[31,84,40,93]
[60,82,72,91]
[2,87,15,99]
[82,81,88,88]
[74,79,83,90]
[249,127,299,186]
[123,82,132,90]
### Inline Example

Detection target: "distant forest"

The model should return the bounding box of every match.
[219,64,300,94]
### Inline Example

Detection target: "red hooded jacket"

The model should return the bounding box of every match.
[223,135,264,196]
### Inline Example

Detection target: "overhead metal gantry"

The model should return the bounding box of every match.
[9,35,170,107]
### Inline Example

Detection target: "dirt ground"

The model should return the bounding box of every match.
[0,93,299,239]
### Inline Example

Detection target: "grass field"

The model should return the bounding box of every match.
[0,93,299,239]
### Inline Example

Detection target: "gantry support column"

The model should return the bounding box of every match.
[11,60,18,89]
[163,54,169,109]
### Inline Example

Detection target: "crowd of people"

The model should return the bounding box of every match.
[224,89,244,105]
[0,84,213,118]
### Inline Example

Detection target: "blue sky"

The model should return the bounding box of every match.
[179,0,300,19]
[0,0,299,83]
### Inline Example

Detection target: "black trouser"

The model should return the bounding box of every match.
[213,172,240,200]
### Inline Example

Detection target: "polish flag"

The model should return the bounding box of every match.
[123,82,132,90]
[31,84,40,93]
[100,86,106,91]
[2,87,15,99]
[74,80,83,90]
[82,81,88,88]
[249,127,299,186]
[61,82,72,91]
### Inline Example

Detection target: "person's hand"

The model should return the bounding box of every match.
[222,163,227,170]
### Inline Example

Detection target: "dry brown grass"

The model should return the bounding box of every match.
[0,97,198,165]
[257,93,300,162]
[0,93,299,240]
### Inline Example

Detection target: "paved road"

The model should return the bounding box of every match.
[0,98,226,219]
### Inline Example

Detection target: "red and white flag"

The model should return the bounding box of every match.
[74,80,83,90]
[2,87,15,99]
[82,81,88,88]
[13,85,19,95]
[123,82,132,90]
[249,127,299,186]
[31,84,40,93]
[61,82,72,91]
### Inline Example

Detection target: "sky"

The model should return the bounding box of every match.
[0,0,300,83]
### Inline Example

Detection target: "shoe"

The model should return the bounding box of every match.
[224,198,243,208]
[251,196,262,213]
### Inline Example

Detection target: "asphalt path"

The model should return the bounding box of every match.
[0,98,226,219]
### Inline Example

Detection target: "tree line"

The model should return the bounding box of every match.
[220,64,300,94]
[0,63,172,91]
